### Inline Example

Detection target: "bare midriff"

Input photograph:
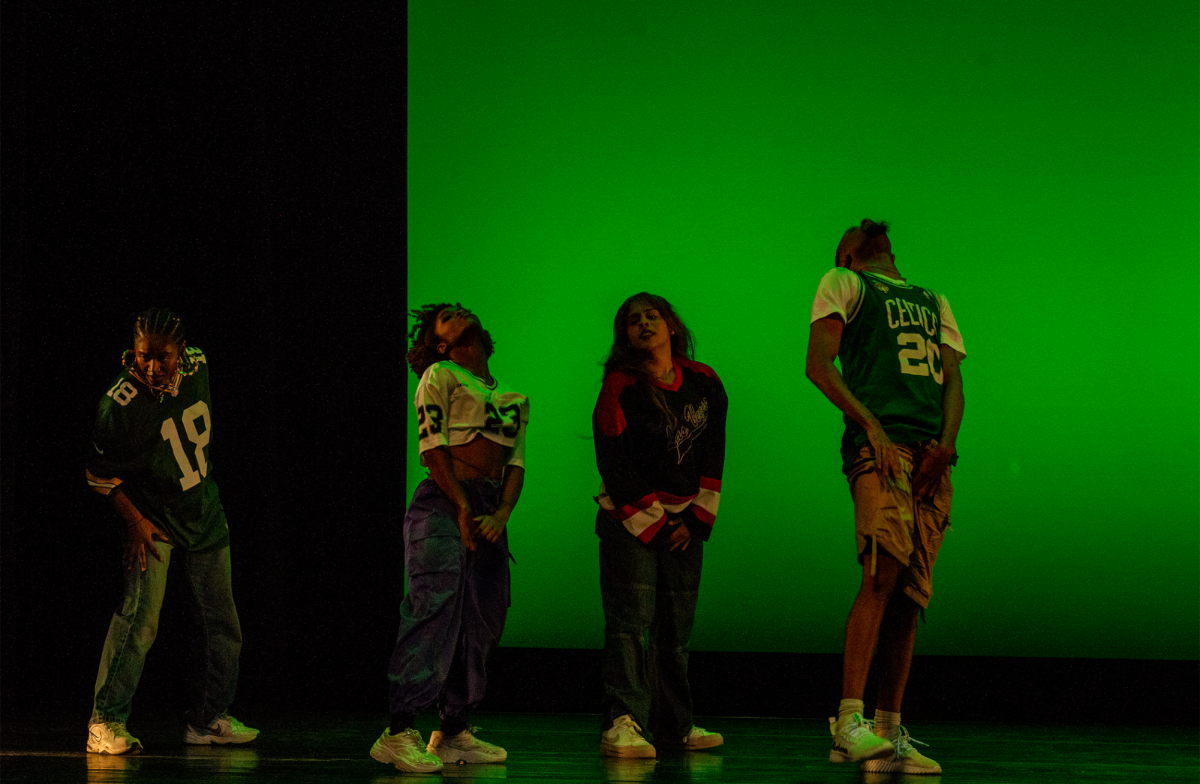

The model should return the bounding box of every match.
[448,436,507,481]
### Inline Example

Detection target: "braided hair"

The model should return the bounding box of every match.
[123,307,197,400]
[405,302,496,379]
[133,307,186,347]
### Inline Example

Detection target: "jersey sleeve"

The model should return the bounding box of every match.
[935,292,966,359]
[415,364,455,457]
[680,370,727,542]
[811,267,863,323]
[593,373,670,543]
[505,398,530,469]
[85,392,135,498]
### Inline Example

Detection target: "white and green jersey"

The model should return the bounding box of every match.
[85,346,230,551]
[811,268,966,471]
[414,360,529,470]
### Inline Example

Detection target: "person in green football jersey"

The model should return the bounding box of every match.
[806,220,965,775]
[84,308,257,754]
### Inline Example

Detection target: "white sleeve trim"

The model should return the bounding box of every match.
[935,292,966,359]
[810,268,862,324]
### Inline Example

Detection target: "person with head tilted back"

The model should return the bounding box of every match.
[369,303,528,773]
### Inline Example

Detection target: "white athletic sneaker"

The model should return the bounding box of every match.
[428,726,507,763]
[601,714,656,758]
[370,727,443,773]
[681,726,724,750]
[860,724,942,774]
[828,713,893,764]
[184,714,259,745]
[87,721,142,754]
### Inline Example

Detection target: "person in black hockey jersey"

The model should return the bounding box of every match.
[592,292,728,759]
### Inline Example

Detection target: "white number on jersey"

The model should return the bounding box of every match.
[897,333,943,384]
[108,380,138,406]
[160,401,212,490]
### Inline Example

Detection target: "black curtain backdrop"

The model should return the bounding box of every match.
[1,2,405,720]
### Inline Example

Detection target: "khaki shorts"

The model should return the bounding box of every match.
[848,442,953,609]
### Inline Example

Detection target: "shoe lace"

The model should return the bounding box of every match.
[616,716,646,739]
[109,722,133,738]
[892,725,929,751]
[843,716,876,742]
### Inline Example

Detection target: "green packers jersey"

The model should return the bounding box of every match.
[839,271,948,469]
[85,346,230,552]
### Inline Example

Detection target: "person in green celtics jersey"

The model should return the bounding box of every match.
[84,308,257,754]
[806,220,965,775]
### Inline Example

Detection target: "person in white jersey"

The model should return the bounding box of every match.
[806,220,966,775]
[370,303,528,774]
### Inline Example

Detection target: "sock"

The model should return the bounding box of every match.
[874,708,900,738]
[439,716,468,737]
[837,699,865,733]
[389,712,415,736]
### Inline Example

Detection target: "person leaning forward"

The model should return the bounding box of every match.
[805,220,966,776]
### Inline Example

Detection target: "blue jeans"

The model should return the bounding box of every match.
[91,543,242,727]
[388,478,510,726]
[598,512,703,743]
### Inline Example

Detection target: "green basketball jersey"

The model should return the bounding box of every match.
[839,271,948,470]
[85,346,230,552]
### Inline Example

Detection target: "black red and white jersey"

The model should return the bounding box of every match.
[592,358,727,543]
[414,360,529,469]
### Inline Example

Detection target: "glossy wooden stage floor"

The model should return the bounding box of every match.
[2,713,1196,783]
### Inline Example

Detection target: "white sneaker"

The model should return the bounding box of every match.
[828,713,893,763]
[87,721,142,755]
[861,724,942,774]
[370,727,443,773]
[184,714,259,745]
[428,726,507,763]
[601,714,656,758]
[681,726,723,750]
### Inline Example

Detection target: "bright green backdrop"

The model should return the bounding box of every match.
[407,1,1199,659]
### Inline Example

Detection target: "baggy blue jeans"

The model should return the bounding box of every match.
[91,543,242,727]
[387,478,510,726]
[598,512,704,743]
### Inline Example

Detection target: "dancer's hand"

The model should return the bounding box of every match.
[456,506,479,551]
[913,440,954,502]
[475,510,510,544]
[667,517,691,551]
[865,421,902,492]
[125,515,169,572]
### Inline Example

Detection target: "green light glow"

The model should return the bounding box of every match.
[407,0,1200,659]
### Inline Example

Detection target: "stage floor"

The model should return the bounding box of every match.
[2,712,1196,783]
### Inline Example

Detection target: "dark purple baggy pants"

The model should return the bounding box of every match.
[387,477,510,725]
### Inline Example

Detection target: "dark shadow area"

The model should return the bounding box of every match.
[1,2,404,725]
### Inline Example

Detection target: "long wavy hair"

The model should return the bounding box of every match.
[602,292,695,428]
[405,302,495,379]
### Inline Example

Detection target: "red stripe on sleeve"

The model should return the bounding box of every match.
[657,490,698,505]
[618,494,658,517]
[596,373,637,437]
[637,515,668,543]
